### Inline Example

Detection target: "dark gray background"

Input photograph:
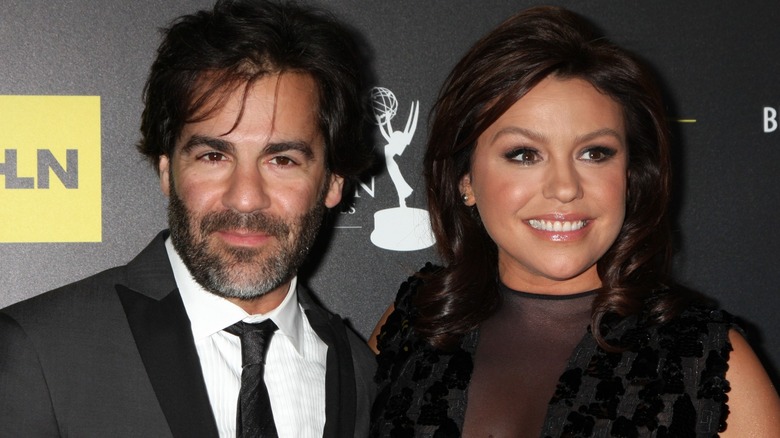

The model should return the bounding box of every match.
[1,1,778,384]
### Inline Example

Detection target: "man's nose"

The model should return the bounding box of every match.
[222,163,270,213]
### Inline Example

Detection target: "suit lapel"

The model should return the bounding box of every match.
[298,287,357,438]
[116,232,219,438]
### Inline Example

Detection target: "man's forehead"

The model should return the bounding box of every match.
[169,73,327,161]
[187,70,319,117]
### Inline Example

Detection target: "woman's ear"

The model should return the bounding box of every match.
[459,174,476,206]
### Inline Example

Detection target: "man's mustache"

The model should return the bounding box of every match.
[199,210,290,238]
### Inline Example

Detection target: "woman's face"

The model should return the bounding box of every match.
[461,76,627,294]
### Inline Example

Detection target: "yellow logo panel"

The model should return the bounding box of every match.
[0,96,101,242]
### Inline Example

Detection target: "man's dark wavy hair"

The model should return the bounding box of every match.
[418,6,681,350]
[137,0,372,189]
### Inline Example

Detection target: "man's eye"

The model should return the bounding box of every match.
[200,152,226,161]
[270,156,296,166]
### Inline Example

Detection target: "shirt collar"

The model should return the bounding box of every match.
[165,237,304,354]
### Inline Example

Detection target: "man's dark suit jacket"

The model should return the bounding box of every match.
[0,231,376,437]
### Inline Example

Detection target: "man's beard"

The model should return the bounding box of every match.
[167,181,327,301]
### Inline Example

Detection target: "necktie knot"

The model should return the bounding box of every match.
[225,319,278,367]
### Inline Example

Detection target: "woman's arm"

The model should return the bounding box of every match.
[368,304,395,354]
[721,329,780,436]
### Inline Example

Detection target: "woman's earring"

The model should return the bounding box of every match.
[462,193,469,203]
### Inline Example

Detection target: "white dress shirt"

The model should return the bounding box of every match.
[165,238,328,438]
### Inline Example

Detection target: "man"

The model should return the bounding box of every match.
[0,1,375,437]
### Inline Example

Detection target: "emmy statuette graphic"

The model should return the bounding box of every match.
[369,87,434,251]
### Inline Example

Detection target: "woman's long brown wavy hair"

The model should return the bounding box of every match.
[418,6,681,350]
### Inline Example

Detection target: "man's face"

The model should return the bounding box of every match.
[159,73,343,310]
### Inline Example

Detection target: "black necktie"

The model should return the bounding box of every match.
[224,319,279,438]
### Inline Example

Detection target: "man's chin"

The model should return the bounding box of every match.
[201,264,290,299]
[206,286,272,301]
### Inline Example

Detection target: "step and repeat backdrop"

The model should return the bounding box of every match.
[1,1,779,381]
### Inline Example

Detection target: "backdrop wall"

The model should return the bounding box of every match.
[1,0,778,383]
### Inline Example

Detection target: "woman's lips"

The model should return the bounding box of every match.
[525,216,591,242]
[527,219,588,232]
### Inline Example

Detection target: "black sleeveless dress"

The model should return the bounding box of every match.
[370,266,738,437]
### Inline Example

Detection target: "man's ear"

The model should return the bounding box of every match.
[159,155,171,197]
[459,173,476,206]
[324,174,344,208]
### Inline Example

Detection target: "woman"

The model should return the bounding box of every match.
[369,6,780,437]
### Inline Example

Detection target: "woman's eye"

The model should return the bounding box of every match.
[507,148,540,165]
[580,147,616,162]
